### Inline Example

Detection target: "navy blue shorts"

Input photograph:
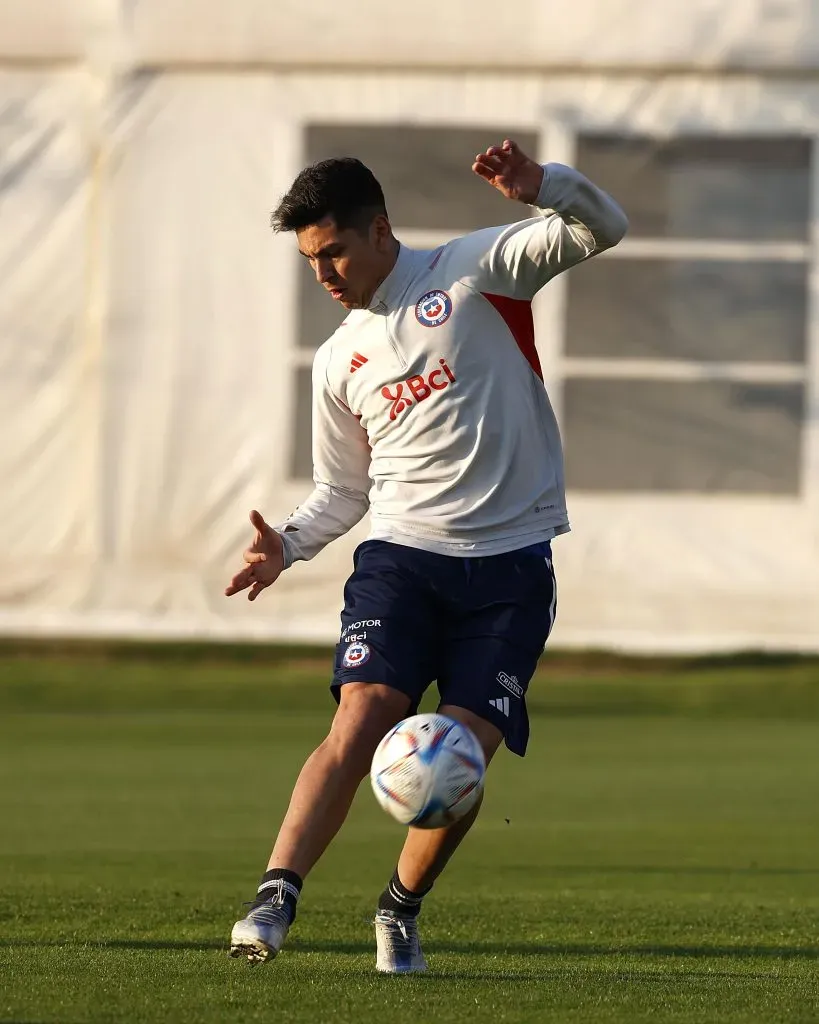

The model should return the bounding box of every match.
[331,539,557,756]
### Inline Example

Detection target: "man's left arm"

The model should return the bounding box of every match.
[460,139,628,300]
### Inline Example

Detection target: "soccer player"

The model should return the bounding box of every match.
[226,139,627,971]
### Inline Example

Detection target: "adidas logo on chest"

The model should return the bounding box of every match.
[349,352,368,373]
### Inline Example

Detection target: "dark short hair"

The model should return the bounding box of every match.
[271,157,388,234]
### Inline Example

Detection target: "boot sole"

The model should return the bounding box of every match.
[229,939,277,964]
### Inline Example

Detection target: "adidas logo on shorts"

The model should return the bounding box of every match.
[488,696,510,717]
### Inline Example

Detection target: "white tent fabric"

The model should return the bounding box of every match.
[1,8,818,651]
[0,71,98,619]
[3,0,819,69]
[0,1,92,59]
[128,0,819,70]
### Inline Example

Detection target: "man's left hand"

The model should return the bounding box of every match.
[472,139,544,205]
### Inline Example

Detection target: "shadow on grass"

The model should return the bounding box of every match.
[1,938,225,952]
[293,939,819,961]
[409,968,779,982]
[4,937,819,961]
[545,864,819,877]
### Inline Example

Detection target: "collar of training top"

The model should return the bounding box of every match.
[368,242,419,315]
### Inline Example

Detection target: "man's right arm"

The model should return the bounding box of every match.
[272,343,371,568]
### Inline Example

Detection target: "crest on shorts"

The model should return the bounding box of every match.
[415,290,452,328]
[342,641,371,668]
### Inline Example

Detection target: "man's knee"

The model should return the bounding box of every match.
[325,683,411,778]
[437,704,504,766]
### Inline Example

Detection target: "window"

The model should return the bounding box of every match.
[566,259,807,363]
[564,379,804,494]
[290,124,537,478]
[563,135,811,494]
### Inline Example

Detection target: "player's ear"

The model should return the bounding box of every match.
[370,214,392,252]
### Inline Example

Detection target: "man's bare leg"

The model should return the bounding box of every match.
[373,706,503,973]
[268,682,410,878]
[394,706,503,893]
[231,682,409,961]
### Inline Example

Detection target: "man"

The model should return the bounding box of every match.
[226,139,627,972]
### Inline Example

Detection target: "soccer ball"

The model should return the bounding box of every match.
[370,713,486,829]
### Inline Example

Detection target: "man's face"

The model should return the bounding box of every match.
[297,215,393,310]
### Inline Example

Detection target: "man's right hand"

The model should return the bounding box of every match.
[224,509,285,601]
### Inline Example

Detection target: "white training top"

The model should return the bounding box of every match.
[275,162,628,567]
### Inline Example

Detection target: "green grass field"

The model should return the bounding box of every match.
[2,646,818,1023]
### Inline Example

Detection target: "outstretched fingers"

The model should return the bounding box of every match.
[225,508,281,599]
[225,564,255,596]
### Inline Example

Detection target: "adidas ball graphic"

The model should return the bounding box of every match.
[370,713,486,829]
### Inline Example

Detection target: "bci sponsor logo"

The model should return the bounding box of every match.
[381,359,455,421]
